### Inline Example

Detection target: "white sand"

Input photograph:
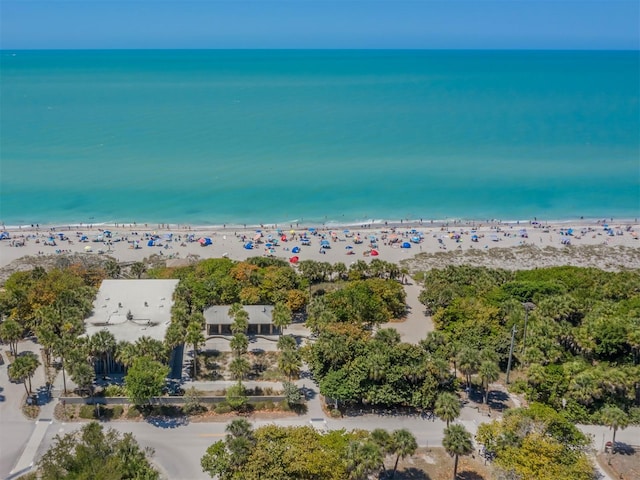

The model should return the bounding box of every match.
[1,220,639,272]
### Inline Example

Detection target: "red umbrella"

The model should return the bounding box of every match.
[289,256,299,263]
[371,249,379,256]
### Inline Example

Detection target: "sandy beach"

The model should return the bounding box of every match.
[1,219,639,275]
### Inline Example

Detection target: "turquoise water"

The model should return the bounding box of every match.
[1,50,638,226]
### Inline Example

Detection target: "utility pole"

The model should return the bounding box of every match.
[506,325,517,384]
[521,302,536,354]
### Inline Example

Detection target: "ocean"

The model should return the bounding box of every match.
[1,50,638,227]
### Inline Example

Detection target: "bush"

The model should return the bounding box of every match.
[103,385,127,397]
[329,408,342,418]
[111,405,124,418]
[214,403,232,414]
[253,401,265,411]
[79,405,96,419]
[126,406,141,419]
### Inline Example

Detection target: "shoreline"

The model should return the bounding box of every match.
[1,217,638,273]
[2,215,637,233]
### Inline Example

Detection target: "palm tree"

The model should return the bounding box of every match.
[600,405,629,448]
[272,302,292,336]
[345,440,383,480]
[70,360,95,398]
[226,418,254,440]
[278,349,302,380]
[374,328,401,346]
[9,352,40,395]
[457,347,481,391]
[186,321,205,379]
[479,360,500,404]
[277,334,297,352]
[225,418,255,471]
[443,424,473,480]
[435,392,461,427]
[370,428,391,475]
[389,429,418,479]
[134,336,167,363]
[229,357,251,381]
[130,261,147,279]
[53,334,75,394]
[230,333,249,358]
[115,341,137,371]
[90,330,116,375]
[0,319,22,356]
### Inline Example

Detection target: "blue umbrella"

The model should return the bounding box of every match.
[292,246,300,253]
[401,242,411,248]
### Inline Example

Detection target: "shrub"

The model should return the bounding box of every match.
[126,406,141,419]
[103,385,127,397]
[79,405,96,419]
[214,403,232,414]
[111,405,124,418]
[329,408,342,418]
[253,401,267,411]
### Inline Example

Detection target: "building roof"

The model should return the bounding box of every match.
[204,305,274,325]
[84,279,179,342]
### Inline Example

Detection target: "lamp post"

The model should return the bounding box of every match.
[521,302,536,354]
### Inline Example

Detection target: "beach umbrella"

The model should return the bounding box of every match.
[281,235,288,241]
[308,227,316,233]
[254,233,261,241]
[411,236,421,243]
[320,239,330,248]
[244,242,254,250]
[371,249,379,256]
[292,246,300,253]
[471,235,479,242]
[401,242,411,248]
[289,256,299,264]
[290,229,295,234]
[148,240,155,247]
[84,246,92,252]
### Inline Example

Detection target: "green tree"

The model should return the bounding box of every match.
[282,381,302,406]
[124,356,169,407]
[70,361,95,397]
[457,347,481,390]
[600,405,629,446]
[130,261,147,279]
[278,348,302,380]
[115,340,137,370]
[345,440,383,480]
[277,334,297,352]
[272,302,292,336]
[9,352,40,395]
[389,429,418,479]
[53,333,75,394]
[230,333,249,358]
[443,424,473,480]
[229,357,251,381]
[0,318,22,356]
[435,391,461,427]
[186,320,205,379]
[90,330,116,375]
[37,422,158,480]
[479,360,500,404]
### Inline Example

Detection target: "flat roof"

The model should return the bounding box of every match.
[204,305,274,325]
[84,279,179,343]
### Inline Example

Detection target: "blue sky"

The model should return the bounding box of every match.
[1,0,638,50]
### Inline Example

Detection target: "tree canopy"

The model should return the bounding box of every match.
[36,422,158,479]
